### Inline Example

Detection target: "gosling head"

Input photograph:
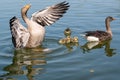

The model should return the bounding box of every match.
[64,28,71,37]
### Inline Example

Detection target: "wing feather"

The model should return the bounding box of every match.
[31,1,69,26]
[84,30,111,41]
[9,16,30,48]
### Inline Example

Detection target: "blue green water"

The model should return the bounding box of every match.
[0,0,120,80]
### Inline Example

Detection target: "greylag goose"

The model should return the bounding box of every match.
[81,16,116,42]
[9,1,69,48]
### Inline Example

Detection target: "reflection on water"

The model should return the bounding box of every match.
[59,42,79,52]
[0,48,49,80]
[0,0,120,80]
[80,40,116,57]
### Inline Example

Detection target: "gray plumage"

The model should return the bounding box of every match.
[84,30,112,41]
[10,1,69,48]
[10,17,30,48]
[82,16,116,42]
[31,1,69,26]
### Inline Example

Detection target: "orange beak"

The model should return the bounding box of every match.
[113,18,116,20]
[24,4,31,9]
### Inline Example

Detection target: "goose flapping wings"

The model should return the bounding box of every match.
[10,1,69,48]
[10,17,30,48]
[31,1,69,26]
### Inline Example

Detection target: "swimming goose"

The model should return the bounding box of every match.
[9,1,69,48]
[81,16,116,42]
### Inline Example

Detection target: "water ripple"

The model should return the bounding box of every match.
[0,0,120,80]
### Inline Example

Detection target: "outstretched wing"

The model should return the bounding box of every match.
[9,16,30,48]
[31,1,69,26]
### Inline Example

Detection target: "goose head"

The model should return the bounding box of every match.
[106,16,116,22]
[21,4,31,14]
[105,16,116,36]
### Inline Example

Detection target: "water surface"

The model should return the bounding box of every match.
[0,0,120,80]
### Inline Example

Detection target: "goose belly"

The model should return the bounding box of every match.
[27,27,45,47]
[86,36,99,42]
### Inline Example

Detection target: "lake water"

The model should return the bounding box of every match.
[0,0,120,80]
